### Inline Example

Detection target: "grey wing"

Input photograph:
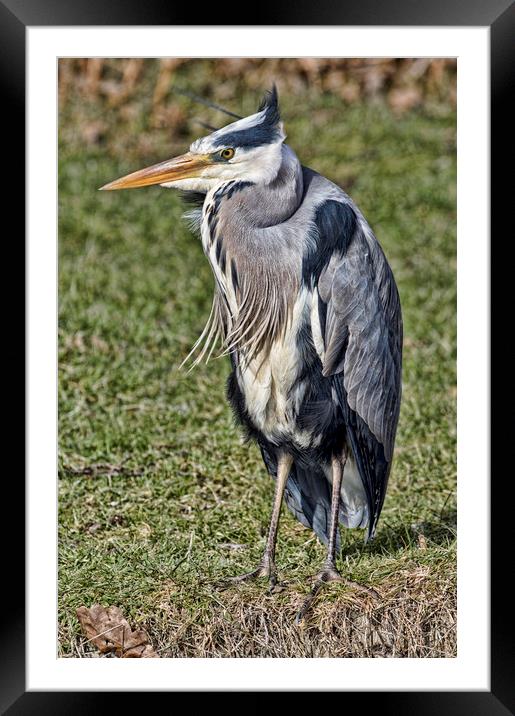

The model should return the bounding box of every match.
[317,211,403,538]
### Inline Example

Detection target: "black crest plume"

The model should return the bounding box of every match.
[258,84,281,127]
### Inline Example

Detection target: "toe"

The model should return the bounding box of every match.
[295,581,324,624]
[319,568,343,583]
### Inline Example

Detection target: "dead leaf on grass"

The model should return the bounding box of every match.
[76,604,159,658]
[417,533,428,550]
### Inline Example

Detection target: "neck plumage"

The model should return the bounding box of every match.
[225,144,303,228]
[184,146,304,369]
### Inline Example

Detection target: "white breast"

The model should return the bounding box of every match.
[235,288,313,446]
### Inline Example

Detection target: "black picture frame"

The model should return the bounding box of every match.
[5,0,510,712]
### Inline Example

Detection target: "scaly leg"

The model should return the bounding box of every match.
[296,452,377,624]
[225,452,293,589]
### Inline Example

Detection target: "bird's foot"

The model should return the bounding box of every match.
[222,555,279,592]
[295,564,379,624]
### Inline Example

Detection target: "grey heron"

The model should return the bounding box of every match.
[101,87,402,619]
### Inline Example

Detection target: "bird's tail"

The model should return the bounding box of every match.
[284,461,338,549]
[260,446,370,549]
[259,445,335,547]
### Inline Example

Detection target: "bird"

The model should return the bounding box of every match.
[101,86,403,620]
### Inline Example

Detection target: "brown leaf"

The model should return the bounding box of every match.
[417,533,428,550]
[76,605,159,658]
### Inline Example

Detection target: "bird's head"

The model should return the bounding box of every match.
[100,86,286,193]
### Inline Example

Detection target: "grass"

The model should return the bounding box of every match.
[58,65,456,658]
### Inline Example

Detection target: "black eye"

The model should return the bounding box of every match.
[220,148,235,160]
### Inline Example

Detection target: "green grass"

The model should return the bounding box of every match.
[59,72,456,657]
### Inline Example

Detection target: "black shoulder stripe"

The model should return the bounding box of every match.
[302,200,357,285]
[317,292,327,342]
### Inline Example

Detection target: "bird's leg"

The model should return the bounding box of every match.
[296,452,377,624]
[323,454,345,577]
[225,453,293,588]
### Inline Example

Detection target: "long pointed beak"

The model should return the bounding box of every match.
[99,152,211,190]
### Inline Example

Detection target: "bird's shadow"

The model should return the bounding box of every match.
[339,508,457,561]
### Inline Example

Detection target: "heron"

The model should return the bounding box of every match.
[101,86,402,619]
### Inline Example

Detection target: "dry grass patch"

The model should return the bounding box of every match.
[65,562,456,658]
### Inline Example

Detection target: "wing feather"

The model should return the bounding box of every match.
[314,199,403,538]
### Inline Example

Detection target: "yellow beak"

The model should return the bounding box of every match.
[99,152,211,190]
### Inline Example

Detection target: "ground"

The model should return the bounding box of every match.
[58,62,456,657]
